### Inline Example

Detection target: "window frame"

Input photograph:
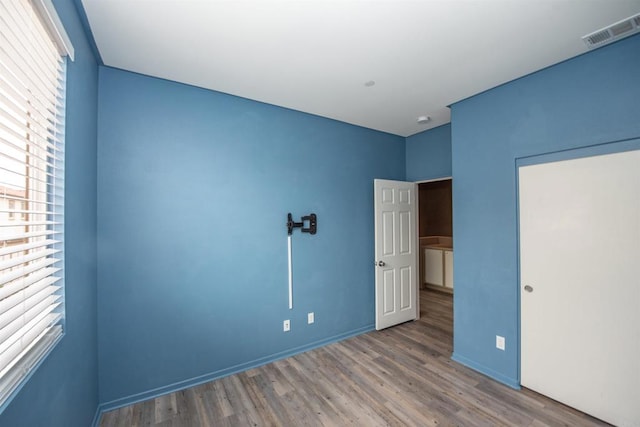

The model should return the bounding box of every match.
[0,0,73,412]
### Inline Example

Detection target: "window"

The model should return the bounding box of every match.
[7,200,15,220]
[0,0,73,408]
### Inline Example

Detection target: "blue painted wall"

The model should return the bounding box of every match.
[405,124,452,181]
[96,67,405,406]
[0,0,99,425]
[8,6,636,418]
[450,34,640,387]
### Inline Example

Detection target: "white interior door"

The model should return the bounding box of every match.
[519,149,640,427]
[374,179,418,330]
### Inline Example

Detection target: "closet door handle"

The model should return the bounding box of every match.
[524,285,533,293]
[376,261,386,267]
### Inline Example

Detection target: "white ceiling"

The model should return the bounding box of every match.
[81,0,640,137]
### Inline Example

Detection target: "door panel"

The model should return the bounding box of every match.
[383,270,395,314]
[375,179,418,330]
[382,211,394,256]
[519,149,640,427]
[400,267,411,309]
[399,211,411,254]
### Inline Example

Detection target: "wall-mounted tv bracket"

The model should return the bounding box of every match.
[287,213,317,235]
[286,213,317,310]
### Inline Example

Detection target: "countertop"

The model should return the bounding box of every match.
[420,236,453,251]
[422,243,453,251]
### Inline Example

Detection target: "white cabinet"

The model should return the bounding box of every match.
[424,248,444,286]
[423,247,454,289]
[444,250,454,289]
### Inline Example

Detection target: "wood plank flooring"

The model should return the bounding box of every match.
[100,289,610,426]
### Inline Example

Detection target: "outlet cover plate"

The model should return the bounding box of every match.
[496,335,505,350]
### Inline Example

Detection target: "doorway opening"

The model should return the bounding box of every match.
[417,178,453,295]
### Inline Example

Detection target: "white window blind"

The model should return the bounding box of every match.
[0,0,72,408]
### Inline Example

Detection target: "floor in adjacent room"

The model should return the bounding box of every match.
[100,288,609,426]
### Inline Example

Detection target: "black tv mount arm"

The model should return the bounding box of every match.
[287,213,317,236]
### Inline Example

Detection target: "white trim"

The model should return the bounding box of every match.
[30,0,75,61]
[415,176,452,184]
[0,327,62,408]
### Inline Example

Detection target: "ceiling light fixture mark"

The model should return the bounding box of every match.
[417,116,431,124]
[364,80,375,87]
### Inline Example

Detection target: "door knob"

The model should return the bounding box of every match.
[376,261,386,267]
[524,285,533,293]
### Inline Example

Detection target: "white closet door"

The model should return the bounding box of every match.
[519,149,640,427]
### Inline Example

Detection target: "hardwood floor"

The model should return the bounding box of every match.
[100,289,609,426]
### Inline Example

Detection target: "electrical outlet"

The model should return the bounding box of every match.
[283,320,290,332]
[308,312,314,324]
[496,335,505,351]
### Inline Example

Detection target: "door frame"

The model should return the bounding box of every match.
[415,176,452,186]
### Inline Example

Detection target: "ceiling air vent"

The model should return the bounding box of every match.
[582,13,640,49]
